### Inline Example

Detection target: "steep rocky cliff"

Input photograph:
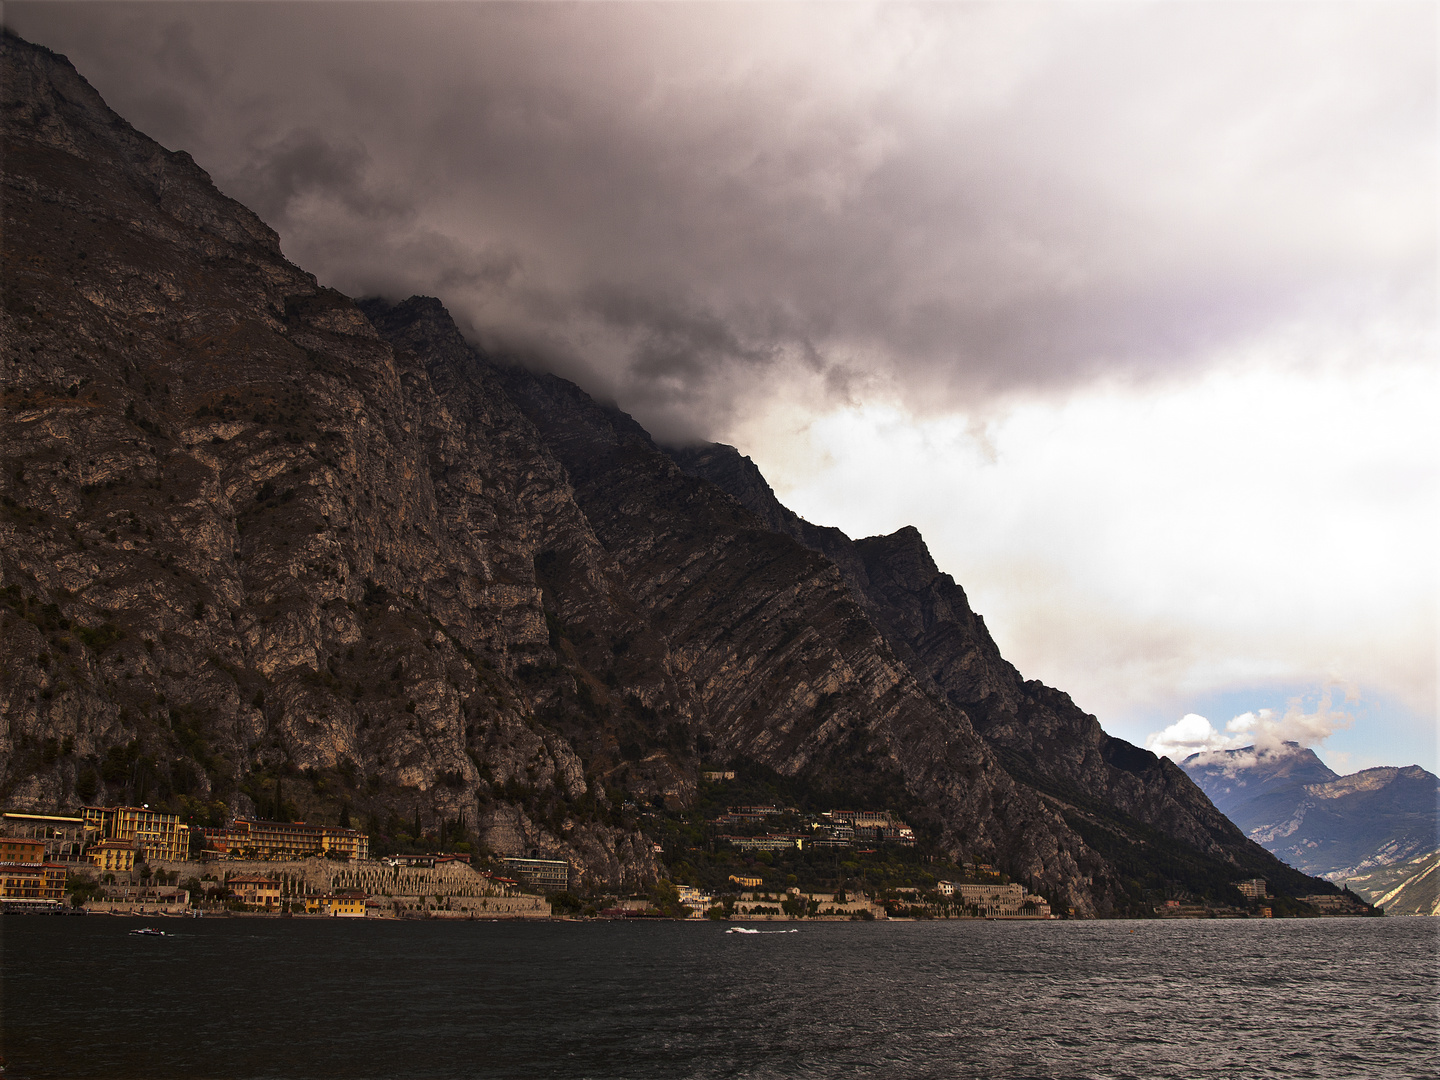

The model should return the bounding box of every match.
[668,443,1326,898]
[1,31,656,889]
[2,30,1329,909]
[361,296,1102,908]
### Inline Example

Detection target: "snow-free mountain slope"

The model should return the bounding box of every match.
[1184,747,1439,882]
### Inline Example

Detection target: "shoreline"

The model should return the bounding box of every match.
[6,907,1367,923]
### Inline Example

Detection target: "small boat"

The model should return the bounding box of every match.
[725,927,761,934]
[131,926,167,936]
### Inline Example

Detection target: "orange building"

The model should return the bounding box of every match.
[0,836,47,863]
[1,813,96,862]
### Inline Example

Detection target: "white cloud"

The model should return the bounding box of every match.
[1145,714,1233,763]
[736,352,1437,745]
[1144,687,1356,766]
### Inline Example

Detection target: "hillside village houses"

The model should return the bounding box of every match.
[4,800,1061,920]
[1,800,1289,921]
[713,806,917,852]
[0,803,550,917]
[7,803,1272,922]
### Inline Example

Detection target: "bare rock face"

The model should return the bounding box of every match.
[2,30,1329,907]
[0,31,652,889]
[378,306,1105,912]
[668,442,1329,901]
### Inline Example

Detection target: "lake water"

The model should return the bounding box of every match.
[2,916,1436,1079]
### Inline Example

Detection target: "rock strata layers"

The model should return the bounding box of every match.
[668,443,1327,898]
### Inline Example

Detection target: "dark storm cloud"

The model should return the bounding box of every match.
[8,2,1433,438]
[228,128,408,226]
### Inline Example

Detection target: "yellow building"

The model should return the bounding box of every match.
[298,889,368,916]
[1,860,67,902]
[81,805,190,862]
[318,823,368,860]
[200,818,368,860]
[328,889,367,917]
[90,839,137,874]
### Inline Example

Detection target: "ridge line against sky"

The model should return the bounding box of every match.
[6,1,1435,772]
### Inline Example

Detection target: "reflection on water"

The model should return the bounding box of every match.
[3,917,1436,1078]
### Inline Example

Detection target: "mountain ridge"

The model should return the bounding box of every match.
[667,442,1309,892]
[1183,745,1439,888]
[1,28,1334,913]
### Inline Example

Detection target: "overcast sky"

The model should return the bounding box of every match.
[9,2,1435,772]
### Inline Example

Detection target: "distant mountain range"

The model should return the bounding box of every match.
[1182,745,1439,911]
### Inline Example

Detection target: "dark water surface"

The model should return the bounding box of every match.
[2,915,1436,1079]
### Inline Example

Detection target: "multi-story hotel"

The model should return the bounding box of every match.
[948,882,1051,917]
[826,810,916,845]
[0,836,67,903]
[80,805,191,862]
[1237,878,1269,900]
[200,818,369,860]
[501,856,570,891]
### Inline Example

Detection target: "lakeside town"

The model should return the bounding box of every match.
[0,802,1050,920]
[0,801,1372,921]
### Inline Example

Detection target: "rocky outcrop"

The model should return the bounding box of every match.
[377,305,1104,910]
